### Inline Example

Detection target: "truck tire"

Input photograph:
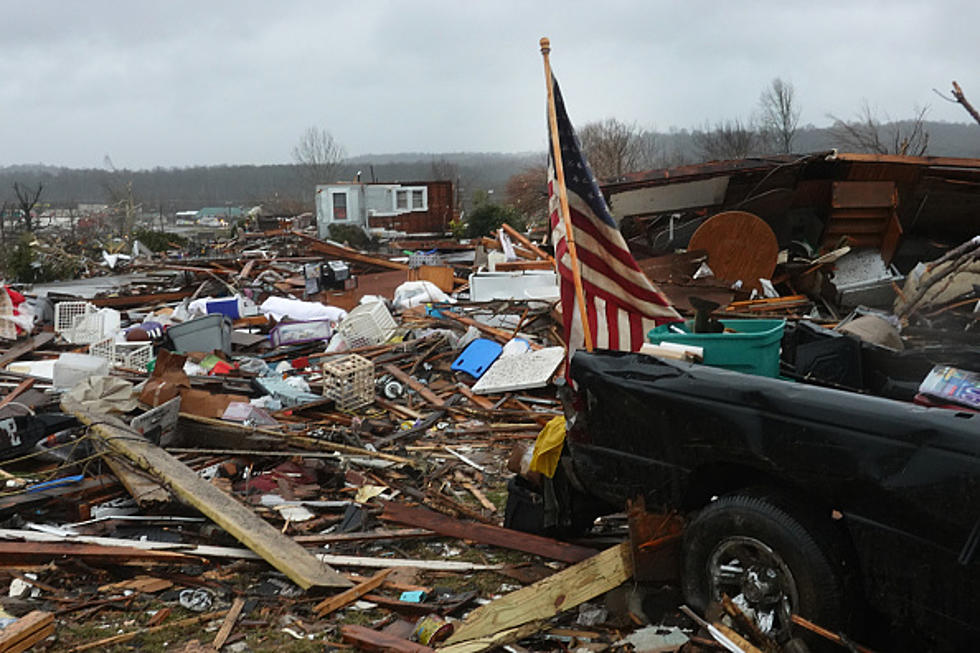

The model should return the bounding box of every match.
[682,493,845,641]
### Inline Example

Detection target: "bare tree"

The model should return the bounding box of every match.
[829,102,930,156]
[505,163,550,223]
[692,119,760,161]
[947,81,980,126]
[292,127,346,187]
[758,78,800,154]
[12,182,43,232]
[578,118,648,180]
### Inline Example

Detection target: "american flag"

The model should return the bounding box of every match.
[548,74,681,353]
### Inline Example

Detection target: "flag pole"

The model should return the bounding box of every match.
[540,37,593,352]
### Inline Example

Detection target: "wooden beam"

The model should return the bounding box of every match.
[501,223,553,263]
[455,383,494,410]
[0,610,53,653]
[292,231,410,271]
[314,568,392,617]
[383,363,446,408]
[62,398,351,590]
[381,502,596,563]
[442,542,631,647]
[89,291,194,308]
[0,540,199,566]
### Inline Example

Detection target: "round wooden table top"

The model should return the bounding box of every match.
[688,210,778,292]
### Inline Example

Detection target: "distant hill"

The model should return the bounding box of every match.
[0,121,976,212]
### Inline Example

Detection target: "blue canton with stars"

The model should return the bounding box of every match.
[549,75,618,229]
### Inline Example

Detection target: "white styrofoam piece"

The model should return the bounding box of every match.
[6,359,56,381]
[472,346,565,395]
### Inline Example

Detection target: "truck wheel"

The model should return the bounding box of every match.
[682,494,845,641]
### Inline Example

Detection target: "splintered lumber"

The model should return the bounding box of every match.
[0,610,53,653]
[88,290,194,308]
[315,568,393,617]
[383,363,447,408]
[501,222,554,263]
[316,553,500,572]
[438,622,546,653]
[442,542,632,647]
[101,453,173,507]
[455,383,494,410]
[212,596,246,650]
[381,502,597,563]
[174,414,416,466]
[62,398,351,590]
[790,615,877,653]
[341,624,436,652]
[67,610,228,653]
[0,540,199,566]
[0,332,54,369]
[292,231,410,271]
[0,378,35,410]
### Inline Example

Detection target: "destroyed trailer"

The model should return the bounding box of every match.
[552,350,980,651]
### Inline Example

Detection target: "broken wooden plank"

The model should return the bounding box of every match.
[62,398,351,590]
[501,223,553,263]
[0,540,199,566]
[314,568,392,617]
[341,624,436,652]
[442,542,631,647]
[381,502,597,564]
[383,363,446,408]
[0,378,35,410]
[438,622,546,653]
[0,333,54,370]
[293,528,434,545]
[88,290,194,309]
[292,231,410,271]
[67,609,228,652]
[0,610,53,653]
[101,453,173,507]
[212,596,246,650]
[317,552,500,572]
[455,383,494,410]
[173,415,416,466]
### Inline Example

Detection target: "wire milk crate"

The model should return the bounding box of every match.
[321,354,374,411]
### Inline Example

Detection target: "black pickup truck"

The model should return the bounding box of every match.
[559,350,980,650]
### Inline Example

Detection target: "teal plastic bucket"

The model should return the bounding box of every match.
[648,319,785,377]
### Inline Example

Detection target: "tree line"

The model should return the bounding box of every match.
[2,77,979,232]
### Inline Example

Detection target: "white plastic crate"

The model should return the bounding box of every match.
[88,336,116,362]
[119,343,153,370]
[337,302,396,349]
[55,301,97,334]
[321,354,374,410]
[87,338,153,371]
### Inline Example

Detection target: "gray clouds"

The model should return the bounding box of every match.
[0,0,976,168]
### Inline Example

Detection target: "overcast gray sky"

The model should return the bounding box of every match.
[2,0,976,169]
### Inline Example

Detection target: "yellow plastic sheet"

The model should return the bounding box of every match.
[529,416,566,478]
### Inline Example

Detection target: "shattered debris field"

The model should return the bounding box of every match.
[0,162,977,653]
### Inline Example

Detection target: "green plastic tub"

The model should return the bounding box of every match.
[648,319,785,377]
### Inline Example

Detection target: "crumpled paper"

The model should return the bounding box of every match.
[66,376,138,413]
